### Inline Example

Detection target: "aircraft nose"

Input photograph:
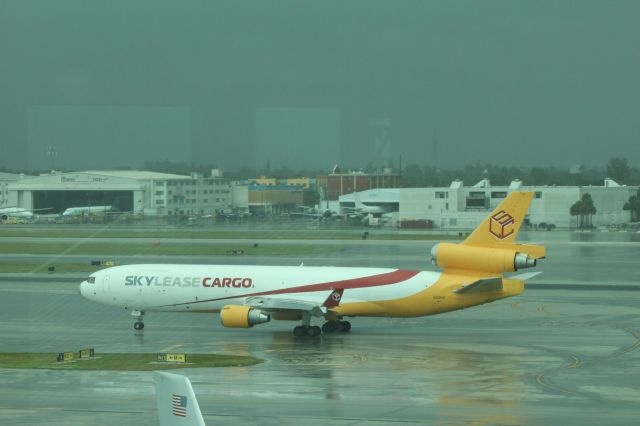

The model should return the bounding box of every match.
[79,280,92,298]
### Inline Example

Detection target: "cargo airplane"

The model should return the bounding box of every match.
[80,192,545,336]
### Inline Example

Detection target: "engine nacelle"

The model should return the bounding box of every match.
[220,305,271,328]
[431,243,537,274]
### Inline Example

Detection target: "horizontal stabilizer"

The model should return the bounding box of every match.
[453,277,503,294]
[508,271,542,281]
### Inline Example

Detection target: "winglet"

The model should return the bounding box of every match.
[322,288,344,308]
[154,371,205,426]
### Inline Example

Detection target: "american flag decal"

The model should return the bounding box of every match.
[172,394,187,417]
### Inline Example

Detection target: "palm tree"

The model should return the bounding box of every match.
[570,200,583,228]
[570,193,597,229]
[623,189,640,222]
[581,194,596,228]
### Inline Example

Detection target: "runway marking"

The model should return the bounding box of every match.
[534,350,584,397]
[159,344,184,352]
[535,372,580,397]
[617,326,640,356]
[567,354,581,369]
[534,325,640,399]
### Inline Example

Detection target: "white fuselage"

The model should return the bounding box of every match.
[80,264,441,314]
[62,206,113,216]
[0,207,34,219]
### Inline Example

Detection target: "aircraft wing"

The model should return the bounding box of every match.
[245,289,344,317]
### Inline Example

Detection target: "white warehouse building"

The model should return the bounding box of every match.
[339,178,637,229]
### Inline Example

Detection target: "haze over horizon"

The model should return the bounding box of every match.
[1,1,639,171]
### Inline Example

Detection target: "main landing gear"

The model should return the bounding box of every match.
[321,320,351,334]
[293,325,321,337]
[292,319,351,337]
[132,310,145,331]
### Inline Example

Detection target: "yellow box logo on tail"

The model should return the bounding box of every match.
[464,192,533,247]
[489,210,515,240]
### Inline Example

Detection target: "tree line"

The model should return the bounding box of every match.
[137,157,639,187]
[400,157,639,188]
[3,157,636,187]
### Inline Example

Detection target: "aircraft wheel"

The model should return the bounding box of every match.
[293,325,307,337]
[307,325,321,337]
[338,321,351,332]
[322,321,339,334]
[134,321,144,330]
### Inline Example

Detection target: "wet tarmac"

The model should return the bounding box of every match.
[0,231,639,425]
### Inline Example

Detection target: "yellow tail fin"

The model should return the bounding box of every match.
[463,192,544,258]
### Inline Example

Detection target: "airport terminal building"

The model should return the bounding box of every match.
[339,178,638,229]
[3,170,234,217]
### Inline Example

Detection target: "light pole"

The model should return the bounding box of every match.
[46,146,58,171]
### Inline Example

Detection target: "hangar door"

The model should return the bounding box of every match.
[33,190,134,214]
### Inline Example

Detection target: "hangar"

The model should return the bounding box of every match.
[7,171,151,214]
[5,170,233,216]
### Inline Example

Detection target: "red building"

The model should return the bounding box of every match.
[317,166,401,201]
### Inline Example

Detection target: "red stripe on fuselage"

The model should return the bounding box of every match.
[164,269,420,307]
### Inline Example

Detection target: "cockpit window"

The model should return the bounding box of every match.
[87,277,96,284]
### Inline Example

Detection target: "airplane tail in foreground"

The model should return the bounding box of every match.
[154,371,205,426]
[431,192,545,275]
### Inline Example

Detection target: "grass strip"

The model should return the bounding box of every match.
[0,262,104,273]
[0,352,263,370]
[0,228,461,241]
[0,242,340,256]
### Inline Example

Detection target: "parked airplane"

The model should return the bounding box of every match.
[289,206,333,220]
[342,195,395,216]
[0,207,34,221]
[62,205,113,217]
[80,192,545,336]
[0,206,52,221]
[154,371,205,426]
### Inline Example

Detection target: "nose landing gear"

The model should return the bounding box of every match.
[131,310,145,331]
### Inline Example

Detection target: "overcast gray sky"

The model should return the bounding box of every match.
[1,1,638,171]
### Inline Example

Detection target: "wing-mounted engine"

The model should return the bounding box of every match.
[220,305,271,328]
[431,243,539,274]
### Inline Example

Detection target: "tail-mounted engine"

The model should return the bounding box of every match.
[220,305,271,328]
[431,243,537,274]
